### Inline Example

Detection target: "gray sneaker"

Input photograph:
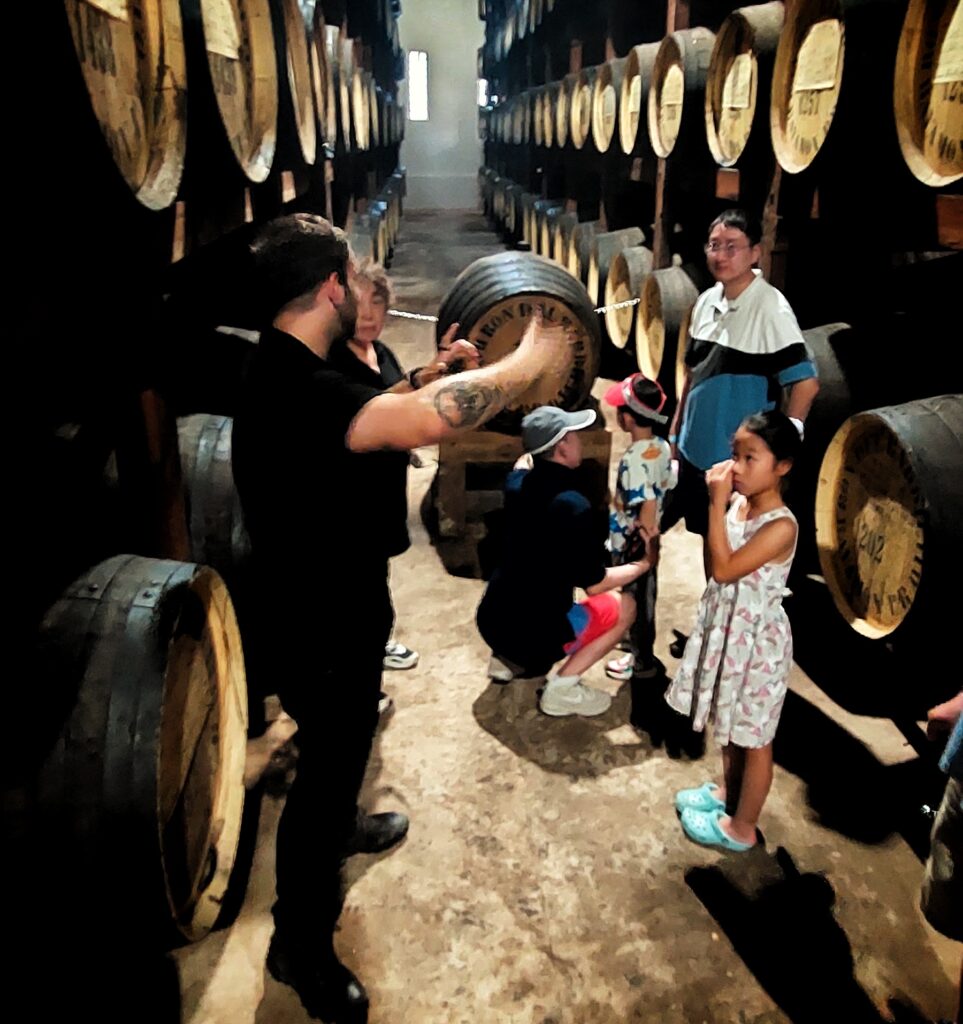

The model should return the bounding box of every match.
[539,678,612,717]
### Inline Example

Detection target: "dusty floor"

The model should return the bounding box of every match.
[174,211,959,1023]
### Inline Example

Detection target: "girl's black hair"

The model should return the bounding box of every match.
[709,208,762,246]
[740,409,801,467]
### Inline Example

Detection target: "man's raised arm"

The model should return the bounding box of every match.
[347,307,574,452]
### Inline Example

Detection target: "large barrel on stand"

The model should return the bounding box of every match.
[435,253,602,433]
[14,555,248,948]
[815,394,963,641]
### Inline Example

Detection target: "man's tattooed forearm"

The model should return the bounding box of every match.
[433,381,506,428]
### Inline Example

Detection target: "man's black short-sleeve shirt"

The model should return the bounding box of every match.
[231,327,384,596]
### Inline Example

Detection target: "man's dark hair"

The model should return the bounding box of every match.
[251,213,350,315]
[709,208,762,246]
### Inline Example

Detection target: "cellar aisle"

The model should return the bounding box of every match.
[174,211,959,1024]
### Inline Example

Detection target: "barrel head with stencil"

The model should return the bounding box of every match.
[435,253,601,433]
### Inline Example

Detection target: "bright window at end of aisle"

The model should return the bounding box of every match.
[477,78,489,107]
[408,51,428,121]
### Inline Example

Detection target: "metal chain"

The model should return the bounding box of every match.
[387,296,640,324]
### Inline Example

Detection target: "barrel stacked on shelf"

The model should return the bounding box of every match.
[477,0,962,650]
[62,0,408,259]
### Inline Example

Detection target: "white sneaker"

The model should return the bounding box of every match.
[605,652,634,681]
[385,641,419,670]
[539,677,612,717]
[488,654,519,682]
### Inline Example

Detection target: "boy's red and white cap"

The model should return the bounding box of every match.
[603,373,668,425]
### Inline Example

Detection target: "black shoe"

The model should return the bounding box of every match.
[345,811,409,855]
[266,934,368,1023]
[669,630,688,658]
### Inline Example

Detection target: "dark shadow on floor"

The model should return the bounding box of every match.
[774,690,944,858]
[685,846,933,1024]
[471,677,702,778]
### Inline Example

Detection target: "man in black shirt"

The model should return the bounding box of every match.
[232,214,573,1023]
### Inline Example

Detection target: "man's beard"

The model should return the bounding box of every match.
[332,287,358,341]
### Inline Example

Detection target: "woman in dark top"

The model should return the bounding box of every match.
[327,259,420,678]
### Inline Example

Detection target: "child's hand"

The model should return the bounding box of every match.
[706,460,734,505]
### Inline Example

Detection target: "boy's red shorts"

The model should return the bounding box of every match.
[563,592,621,654]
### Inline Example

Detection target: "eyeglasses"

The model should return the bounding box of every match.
[704,242,751,256]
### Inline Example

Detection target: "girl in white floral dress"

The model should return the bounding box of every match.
[666,410,801,851]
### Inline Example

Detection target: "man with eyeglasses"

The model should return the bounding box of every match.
[664,209,819,585]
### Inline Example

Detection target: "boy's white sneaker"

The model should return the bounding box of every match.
[539,677,612,717]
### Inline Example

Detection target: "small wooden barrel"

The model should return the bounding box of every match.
[587,227,646,308]
[281,0,317,165]
[603,245,654,349]
[553,211,580,265]
[435,252,603,433]
[568,219,604,282]
[63,0,187,209]
[648,27,716,159]
[636,267,700,400]
[705,2,785,167]
[592,58,627,153]
[619,42,660,155]
[534,200,564,256]
[770,0,845,174]
[198,0,278,181]
[556,74,575,147]
[177,415,251,583]
[893,0,963,187]
[542,82,558,147]
[815,395,963,639]
[30,555,248,945]
[571,67,598,150]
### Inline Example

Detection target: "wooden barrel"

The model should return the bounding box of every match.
[63,0,187,209]
[619,43,660,156]
[369,201,391,262]
[542,82,558,147]
[517,0,530,39]
[351,66,370,149]
[553,211,580,265]
[815,395,963,640]
[587,227,646,307]
[28,555,248,945]
[893,0,963,187]
[505,184,525,240]
[198,0,278,181]
[337,36,353,150]
[281,0,317,165]
[370,79,382,148]
[571,67,598,150]
[177,415,251,583]
[534,200,564,256]
[705,2,785,167]
[770,0,845,174]
[636,267,700,400]
[556,74,575,147]
[544,208,568,264]
[533,90,545,146]
[603,245,654,349]
[519,193,539,247]
[592,57,627,153]
[568,219,604,281]
[317,21,339,145]
[648,27,716,159]
[434,252,603,433]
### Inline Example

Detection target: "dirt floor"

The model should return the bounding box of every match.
[173,211,959,1024]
